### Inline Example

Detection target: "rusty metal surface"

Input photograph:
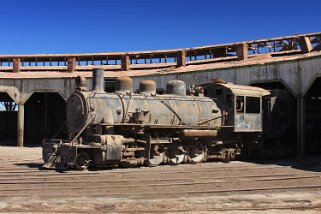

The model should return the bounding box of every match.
[234,113,262,132]
[41,67,271,170]
[92,68,105,92]
[66,89,222,136]
[139,80,157,94]
[202,82,265,132]
[182,129,218,137]
[115,76,133,92]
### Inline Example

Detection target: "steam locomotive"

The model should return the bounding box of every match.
[42,68,270,170]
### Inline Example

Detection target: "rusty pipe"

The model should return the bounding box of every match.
[182,129,217,137]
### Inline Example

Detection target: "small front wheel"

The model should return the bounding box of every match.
[74,152,91,170]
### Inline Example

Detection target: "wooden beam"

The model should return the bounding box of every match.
[299,36,312,54]
[67,57,76,72]
[13,58,21,73]
[177,50,186,67]
[121,55,130,71]
[237,43,248,61]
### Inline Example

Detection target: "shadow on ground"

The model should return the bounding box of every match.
[15,162,44,169]
[242,155,321,172]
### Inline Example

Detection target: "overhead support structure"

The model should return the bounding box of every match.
[0,32,320,73]
[299,36,312,54]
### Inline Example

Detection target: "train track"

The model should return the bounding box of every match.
[0,147,320,213]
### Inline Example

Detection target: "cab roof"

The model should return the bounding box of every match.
[202,82,271,97]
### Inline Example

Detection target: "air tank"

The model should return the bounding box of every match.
[166,80,186,96]
[139,80,157,94]
[115,76,133,93]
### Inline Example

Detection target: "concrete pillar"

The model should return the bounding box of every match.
[297,96,305,159]
[299,36,312,54]
[177,50,186,67]
[237,43,248,61]
[17,103,24,147]
[44,93,48,139]
[121,55,130,71]
[67,57,76,72]
[13,58,21,73]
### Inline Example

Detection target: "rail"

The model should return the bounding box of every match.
[0,32,320,73]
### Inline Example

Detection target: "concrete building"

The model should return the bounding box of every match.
[0,32,320,159]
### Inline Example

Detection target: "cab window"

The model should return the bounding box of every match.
[236,96,244,113]
[246,97,260,113]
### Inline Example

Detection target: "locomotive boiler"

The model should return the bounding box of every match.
[43,68,270,170]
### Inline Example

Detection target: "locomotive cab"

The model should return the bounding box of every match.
[202,81,270,132]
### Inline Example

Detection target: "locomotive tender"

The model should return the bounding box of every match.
[43,68,270,170]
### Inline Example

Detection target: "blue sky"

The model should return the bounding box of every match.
[0,0,320,54]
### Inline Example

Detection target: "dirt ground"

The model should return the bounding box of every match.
[0,146,321,213]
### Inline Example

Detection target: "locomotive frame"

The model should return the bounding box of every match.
[42,69,270,170]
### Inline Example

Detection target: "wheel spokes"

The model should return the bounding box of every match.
[148,145,164,166]
[148,152,164,166]
[169,154,185,164]
[189,142,205,163]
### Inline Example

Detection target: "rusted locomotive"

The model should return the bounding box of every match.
[43,68,269,170]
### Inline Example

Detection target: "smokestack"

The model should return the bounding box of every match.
[92,68,105,92]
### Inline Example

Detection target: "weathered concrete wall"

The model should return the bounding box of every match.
[0,78,75,103]
[132,55,321,97]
